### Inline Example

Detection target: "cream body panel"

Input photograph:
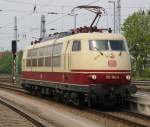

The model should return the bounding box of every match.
[83,52,131,70]
[22,49,28,72]
[22,32,131,73]
[70,52,131,71]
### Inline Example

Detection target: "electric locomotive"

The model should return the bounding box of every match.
[21,6,136,106]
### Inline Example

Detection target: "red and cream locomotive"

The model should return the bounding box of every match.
[21,6,136,106]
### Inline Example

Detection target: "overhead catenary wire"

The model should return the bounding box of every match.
[32,0,104,31]
[0,8,147,32]
[0,0,73,7]
[0,7,149,15]
[46,1,99,24]
[0,0,149,46]
[0,0,149,8]
[19,0,105,39]
[0,0,102,31]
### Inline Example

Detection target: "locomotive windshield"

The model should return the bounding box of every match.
[109,40,126,51]
[89,40,109,51]
[89,40,126,51]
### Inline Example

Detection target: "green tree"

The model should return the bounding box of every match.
[0,52,12,74]
[0,51,22,74]
[122,10,150,77]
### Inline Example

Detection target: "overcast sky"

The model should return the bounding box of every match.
[0,0,149,51]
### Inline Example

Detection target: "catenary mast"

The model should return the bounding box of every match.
[40,15,46,39]
[117,0,121,33]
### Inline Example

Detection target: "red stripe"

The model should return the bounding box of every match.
[22,71,131,85]
[71,70,131,72]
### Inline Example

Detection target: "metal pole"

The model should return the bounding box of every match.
[12,16,18,84]
[117,0,121,33]
[114,2,116,33]
[74,14,77,29]
[108,1,116,33]
[14,16,17,82]
[14,16,17,42]
[40,15,46,39]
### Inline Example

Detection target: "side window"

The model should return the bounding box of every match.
[47,46,53,55]
[72,40,81,51]
[38,58,44,67]
[53,56,61,67]
[45,57,51,67]
[27,50,31,57]
[31,48,38,57]
[53,43,63,55]
[52,43,63,67]
[26,59,31,67]
[32,58,37,67]
[39,47,45,57]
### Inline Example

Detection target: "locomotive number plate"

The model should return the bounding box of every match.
[108,60,117,67]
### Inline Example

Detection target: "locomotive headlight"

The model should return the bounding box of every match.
[89,74,97,80]
[126,75,131,80]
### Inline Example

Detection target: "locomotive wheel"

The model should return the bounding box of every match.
[71,92,80,106]
[102,95,117,107]
[78,93,85,106]
[63,91,71,104]
[54,90,61,101]
[91,94,99,107]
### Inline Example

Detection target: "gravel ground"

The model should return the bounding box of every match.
[0,88,106,127]
[0,102,37,127]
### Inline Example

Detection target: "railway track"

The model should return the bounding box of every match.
[0,74,12,83]
[0,88,62,127]
[0,95,48,127]
[0,80,149,127]
[0,77,56,127]
[132,80,150,92]
[0,101,39,127]
[132,80,150,86]
[0,87,149,127]
[86,109,150,127]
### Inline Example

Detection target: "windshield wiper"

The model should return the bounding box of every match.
[119,47,123,56]
[93,46,103,56]
[119,50,122,56]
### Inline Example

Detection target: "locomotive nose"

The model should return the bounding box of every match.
[105,52,115,58]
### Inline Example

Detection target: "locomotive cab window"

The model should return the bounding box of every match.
[89,40,109,51]
[72,40,81,51]
[89,40,126,51]
[109,40,126,51]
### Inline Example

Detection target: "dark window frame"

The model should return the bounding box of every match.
[109,40,126,51]
[72,40,81,52]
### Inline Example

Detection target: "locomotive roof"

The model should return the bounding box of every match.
[25,32,126,50]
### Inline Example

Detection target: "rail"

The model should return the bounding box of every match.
[0,95,50,127]
[132,80,150,86]
[86,108,150,127]
[0,84,149,127]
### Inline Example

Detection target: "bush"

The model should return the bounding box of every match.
[0,52,12,74]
